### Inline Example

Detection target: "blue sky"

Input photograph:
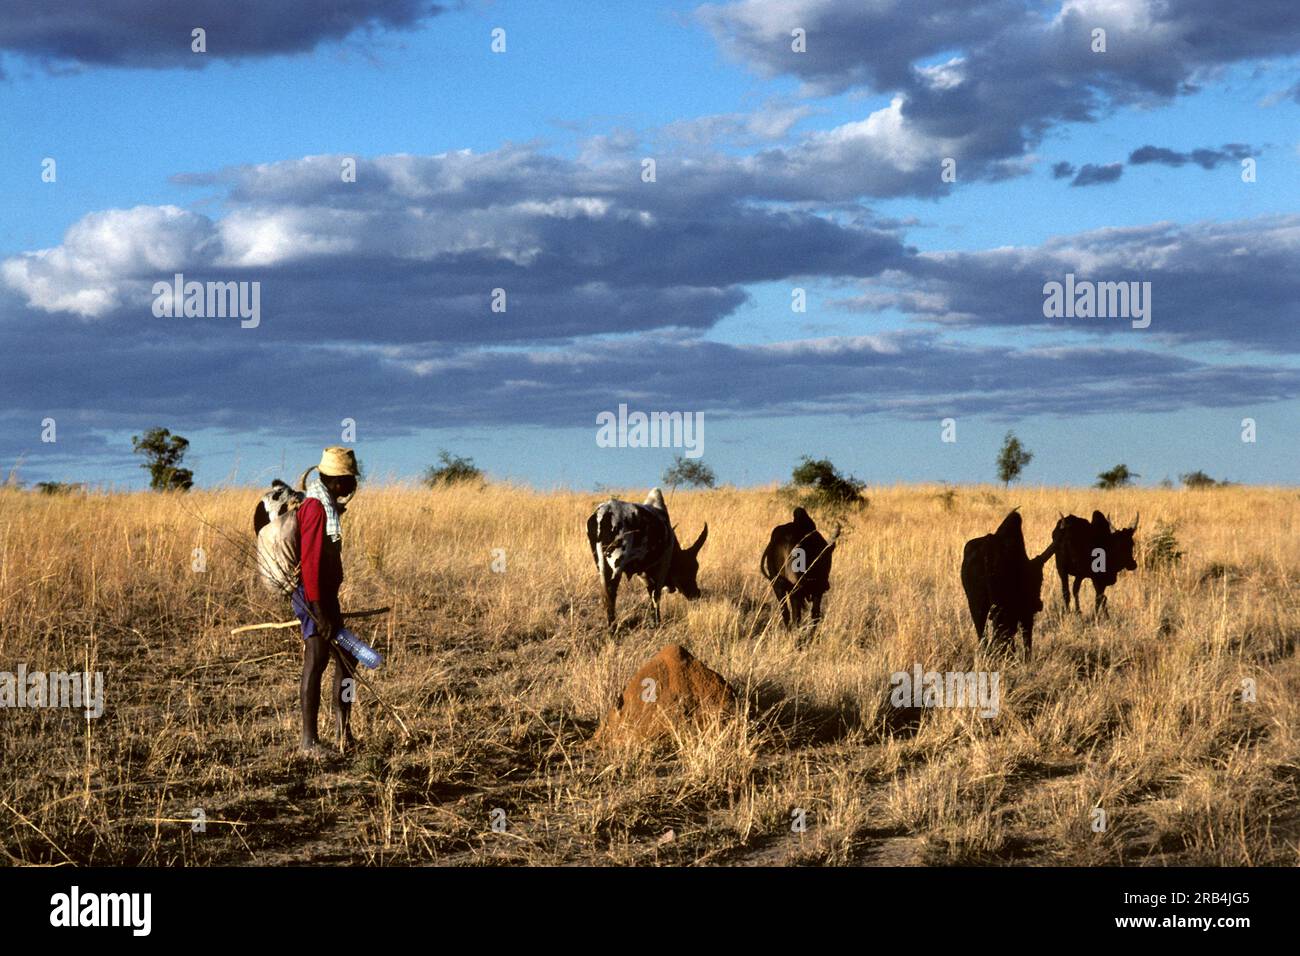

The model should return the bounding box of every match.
[1,0,1297,490]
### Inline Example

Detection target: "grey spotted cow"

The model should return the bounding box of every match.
[586,488,708,629]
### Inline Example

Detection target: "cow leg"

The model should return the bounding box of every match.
[790,588,804,628]
[967,595,990,648]
[1021,619,1033,661]
[1071,576,1084,614]
[1094,584,1109,619]
[1058,567,1071,610]
[990,607,1018,656]
[645,580,662,627]
[809,594,823,629]
[600,563,620,630]
[772,579,793,628]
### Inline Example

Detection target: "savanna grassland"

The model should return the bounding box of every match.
[1,482,1297,866]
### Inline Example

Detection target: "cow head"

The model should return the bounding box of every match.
[667,523,709,599]
[1023,542,1057,613]
[1109,513,1139,571]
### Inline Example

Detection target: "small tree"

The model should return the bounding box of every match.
[1095,464,1138,489]
[995,431,1033,488]
[662,455,716,490]
[788,456,866,507]
[131,427,194,491]
[422,450,483,487]
[1180,470,1222,489]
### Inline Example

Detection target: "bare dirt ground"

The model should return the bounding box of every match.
[2,483,1297,866]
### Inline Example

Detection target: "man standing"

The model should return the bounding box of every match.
[293,447,360,753]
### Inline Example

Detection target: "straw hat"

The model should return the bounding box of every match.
[319,446,359,477]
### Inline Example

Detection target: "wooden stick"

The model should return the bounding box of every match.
[144,817,253,828]
[230,606,392,635]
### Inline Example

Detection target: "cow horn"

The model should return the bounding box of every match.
[689,523,708,553]
[1131,511,1140,531]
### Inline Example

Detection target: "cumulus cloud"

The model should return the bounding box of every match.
[0,0,443,70]
[838,216,1300,352]
[2,206,218,316]
[2,147,910,340]
[697,0,1300,196]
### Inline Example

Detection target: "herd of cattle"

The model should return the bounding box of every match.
[587,488,1140,657]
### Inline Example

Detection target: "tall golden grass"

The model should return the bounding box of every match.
[0,482,1296,865]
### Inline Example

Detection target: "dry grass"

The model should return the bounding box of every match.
[1,482,1297,866]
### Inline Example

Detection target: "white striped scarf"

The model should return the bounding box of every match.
[304,475,343,543]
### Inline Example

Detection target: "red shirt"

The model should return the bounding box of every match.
[298,498,344,602]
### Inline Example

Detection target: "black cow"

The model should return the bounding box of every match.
[1052,510,1139,617]
[586,488,708,629]
[960,510,1056,658]
[760,507,839,629]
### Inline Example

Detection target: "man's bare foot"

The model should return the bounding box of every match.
[300,740,329,757]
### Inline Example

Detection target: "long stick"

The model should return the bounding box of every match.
[231,606,392,635]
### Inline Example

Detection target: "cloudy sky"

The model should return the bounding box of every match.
[1,0,1297,489]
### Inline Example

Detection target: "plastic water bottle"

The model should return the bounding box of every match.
[332,628,383,669]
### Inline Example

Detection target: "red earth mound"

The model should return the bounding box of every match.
[597,643,736,743]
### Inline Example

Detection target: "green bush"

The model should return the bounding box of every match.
[1096,464,1139,489]
[780,456,867,509]
[662,455,716,490]
[1180,470,1228,489]
[422,450,484,487]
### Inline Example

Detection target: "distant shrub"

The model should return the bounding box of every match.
[1096,464,1139,489]
[933,487,958,511]
[1180,470,1228,489]
[35,481,85,495]
[662,455,716,490]
[1143,522,1184,569]
[132,426,194,491]
[996,431,1033,487]
[780,456,867,509]
[422,450,483,487]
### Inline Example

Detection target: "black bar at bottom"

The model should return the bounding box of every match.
[0,865,1287,941]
